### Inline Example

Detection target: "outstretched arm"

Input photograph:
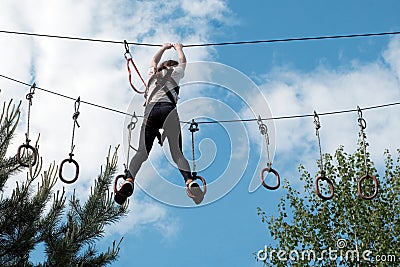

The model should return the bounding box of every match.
[150,43,173,69]
[173,43,186,67]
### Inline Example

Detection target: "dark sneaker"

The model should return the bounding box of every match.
[114,178,134,205]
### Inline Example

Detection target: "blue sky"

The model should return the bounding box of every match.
[1,1,400,266]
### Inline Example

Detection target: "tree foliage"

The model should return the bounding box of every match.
[0,99,128,266]
[257,137,399,266]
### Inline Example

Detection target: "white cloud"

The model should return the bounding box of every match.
[106,194,180,239]
[0,0,231,239]
[181,0,229,20]
[383,37,400,79]
[252,37,400,183]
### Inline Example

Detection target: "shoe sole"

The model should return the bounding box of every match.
[114,182,134,205]
[187,183,204,205]
[114,193,127,205]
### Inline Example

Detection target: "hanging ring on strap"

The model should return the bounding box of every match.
[358,174,379,200]
[356,105,378,200]
[260,166,280,190]
[313,111,333,199]
[315,174,334,200]
[186,175,207,198]
[16,143,38,167]
[127,112,138,130]
[313,111,321,130]
[26,82,36,103]
[113,173,131,197]
[357,106,367,130]
[59,156,80,184]
[124,40,147,94]
[358,117,367,130]
[257,116,279,190]
[17,82,38,167]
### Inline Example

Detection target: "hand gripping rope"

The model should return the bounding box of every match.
[186,119,207,198]
[124,40,147,94]
[59,97,81,184]
[313,111,334,200]
[114,113,138,197]
[257,116,280,190]
[16,83,38,167]
[356,107,379,200]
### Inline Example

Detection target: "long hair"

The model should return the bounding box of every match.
[157,60,179,72]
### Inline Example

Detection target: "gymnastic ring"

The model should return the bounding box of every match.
[358,174,379,200]
[59,158,80,184]
[358,117,367,130]
[260,167,280,190]
[113,174,127,195]
[16,143,38,167]
[315,175,334,200]
[187,175,207,198]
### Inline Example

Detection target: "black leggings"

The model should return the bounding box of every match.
[128,102,192,182]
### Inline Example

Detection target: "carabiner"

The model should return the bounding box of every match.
[189,119,199,133]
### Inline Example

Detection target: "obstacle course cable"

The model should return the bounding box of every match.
[1,73,400,125]
[1,29,400,47]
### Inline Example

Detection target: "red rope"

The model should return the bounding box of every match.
[126,57,147,94]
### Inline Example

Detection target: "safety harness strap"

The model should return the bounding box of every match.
[146,68,180,106]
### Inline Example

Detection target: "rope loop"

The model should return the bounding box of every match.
[72,97,81,127]
[257,115,280,190]
[25,82,36,104]
[125,112,138,167]
[189,119,199,173]
[357,106,367,130]
[313,111,335,200]
[123,40,147,94]
[127,112,138,131]
[17,82,38,167]
[356,105,378,199]
[257,116,270,151]
[313,111,321,131]
[59,97,81,184]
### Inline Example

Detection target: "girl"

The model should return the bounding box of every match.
[115,43,204,205]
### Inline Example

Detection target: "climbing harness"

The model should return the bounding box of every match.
[356,107,379,200]
[257,116,280,190]
[16,83,38,167]
[313,111,334,200]
[124,40,147,94]
[59,97,81,184]
[186,119,207,199]
[144,68,180,144]
[114,113,138,198]
[145,68,180,107]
